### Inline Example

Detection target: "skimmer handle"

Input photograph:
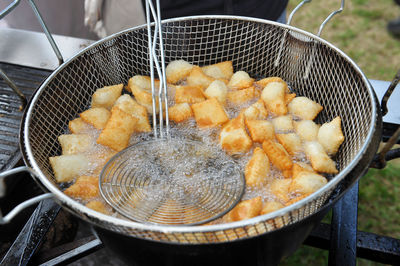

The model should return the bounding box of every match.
[145,0,169,139]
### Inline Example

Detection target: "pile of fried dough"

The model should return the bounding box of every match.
[49,60,344,223]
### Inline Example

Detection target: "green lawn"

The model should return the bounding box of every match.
[281,1,400,265]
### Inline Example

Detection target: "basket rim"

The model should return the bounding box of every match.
[23,15,378,238]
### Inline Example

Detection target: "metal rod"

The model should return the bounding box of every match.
[0,68,27,110]
[28,0,64,65]
[146,0,158,138]
[0,0,21,19]
[381,68,400,116]
[145,0,168,139]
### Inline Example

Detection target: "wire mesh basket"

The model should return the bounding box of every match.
[23,16,376,244]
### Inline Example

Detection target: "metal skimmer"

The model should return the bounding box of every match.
[98,0,245,225]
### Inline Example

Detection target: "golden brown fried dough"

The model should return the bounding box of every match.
[224,197,262,222]
[261,81,287,116]
[86,200,108,214]
[220,113,253,154]
[243,99,268,120]
[304,141,338,174]
[289,171,328,195]
[285,193,312,206]
[317,116,344,155]
[270,178,292,202]
[64,176,99,199]
[169,103,193,123]
[91,84,123,110]
[114,94,151,132]
[260,201,285,215]
[276,133,302,155]
[288,96,323,120]
[262,140,293,177]
[204,80,228,104]
[227,86,256,105]
[285,93,296,104]
[201,61,234,80]
[166,59,193,84]
[80,107,111,130]
[227,71,254,90]
[272,115,294,133]
[245,119,275,143]
[191,98,229,128]
[292,162,315,177]
[256,77,289,93]
[58,134,92,155]
[186,66,215,89]
[68,118,93,134]
[49,154,90,182]
[97,107,138,151]
[245,147,270,187]
[175,85,206,104]
[128,75,161,113]
[294,120,320,141]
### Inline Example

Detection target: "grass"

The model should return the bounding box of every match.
[281,1,400,265]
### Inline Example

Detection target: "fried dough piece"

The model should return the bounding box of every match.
[169,103,193,123]
[201,61,233,80]
[261,81,287,116]
[97,106,138,151]
[255,77,289,93]
[90,150,118,175]
[91,84,123,110]
[285,93,296,104]
[289,171,328,195]
[294,120,320,141]
[186,66,215,89]
[58,134,92,155]
[49,154,90,182]
[227,71,254,90]
[80,107,111,129]
[285,193,312,206]
[224,197,262,223]
[127,75,161,113]
[304,141,338,174]
[245,147,270,187]
[192,98,229,128]
[272,115,294,132]
[114,94,151,132]
[86,200,107,214]
[317,116,344,155]
[220,113,253,154]
[227,86,256,105]
[260,201,285,215]
[288,96,323,120]
[204,80,228,104]
[69,118,93,134]
[166,59,194,84]
[262,140,293,177]
[276,133,302,155]
[245,119,275,143]
[270,178,292,202]
[175,85,206,104]
[64,176,99,199]
[243,99,268,120]
[292,162,315,177]
[126,75,156,93]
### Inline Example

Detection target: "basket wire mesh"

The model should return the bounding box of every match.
[24,16,374,244]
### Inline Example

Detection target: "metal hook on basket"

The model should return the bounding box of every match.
[274,0,311,68]
[274,0,345,79]
[304,0,345,79]
[145,0,169,139]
